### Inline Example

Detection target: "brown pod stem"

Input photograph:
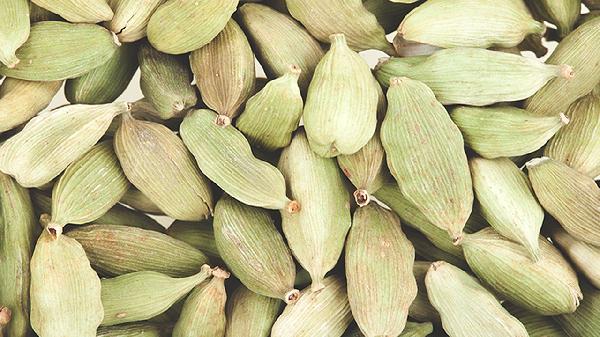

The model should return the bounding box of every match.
[286,200,301,214]
[353,189,371,207]
[284,289,301,304]
[215,115,231,127]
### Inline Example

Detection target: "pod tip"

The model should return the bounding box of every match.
[451,231,464,245]
[3,54,20,68]
[215,115,231,127]
[559,113,570,125]
[353,189,371,207]
[111,31,122,47]
[430,261,445,272]
[288,64,302,76]
[374,57,390,71]
[525,156,550,169]
[284,289,301,304]
[329,33,346,45]
[389,77,406,87]
[286,200,301,214]
[559,65,574,80]
[211,267,231,279]
[0,306,11,326]
[46,224,63,240]
[310,280,325,292]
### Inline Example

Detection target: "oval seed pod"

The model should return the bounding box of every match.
[101,266,212,326]
[191,19,255,120]
[107,0,165,43]
[120,187,163,215]
[30,228,104,337]
[410,262,440,323]
[0,21,120,81]
[0,101,126,188]
[66,224,209,277]
[213,196,299,303]
[167,220,220,261]
[551,225,600,288]
[147,0,238,54]
[225,285,282,337]
[0,78,62,132]
[375,48,573,106]
[555,282,600,337]
[469,157,544,261]
[527,0,580,38]
[271,276,352,337]
[451,105,569,158]
[526,157,600,245]
[504,302,566,337]
[0,0,29,68]
[172,268,229,337]
[463,228,582,315]
[32,0,112,22]
[303,34,379,157]
[114,112,213,221]
[278,129,351,291]
[425,261,528,337]
[381,77,472,243]
[97,322,169,337]
[180,109,296,212]
[138,41,197,120]
[345,203,417,337]
[343,321,434,337]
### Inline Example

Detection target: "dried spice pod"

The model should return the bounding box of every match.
[375,48,573,106]
[167,220,220,261]
[0,78,62,132]
[381,77,472,243]
[303,34,379,157]
[191,19,255,120]
[97,322,169,337]
[0,101,126,188]
[527,0,580,38]
[404,227,468,270]
[410,262,440,323]
[120,187,163,215]
[425,261,528,337]
[66,224,209,277]
[345,203,417,337]
[363,0,416,34]
[114,112,213,221]
[0,0,30,68]
[463,228,582,315]
[278,129,351,291]
[32,0,112,22]
[29,3,60,22]
[451,105,569,158]
[551,225,600,288]
[504,303,565,337]
[147,0,238,54]
[271,276,352,337]
[172,268,229,337]
[101,265,212,326]
[526,157,600,245]
[107,0,165,43]
[555,282,600,337]
[237,3,324,92]
[0,21,120,81]
[214,196,299,303]
[343,321,434,337]
[225,285,282,337]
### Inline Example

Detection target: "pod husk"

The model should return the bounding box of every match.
[32,0,112,22]
[225,285,282,337]
[343,321,434,337]
[107,0,165,43]
[554,282,600,337]
[551,225,600,288]
[403,227,469,270]
[29,3,60,22]
[0,0,30,68]
[504,302,566,337]
[167,220,220,261]
[410,262,440,323]
[97,322,170,337]
[527,0,580,38]
[120,187,163,215]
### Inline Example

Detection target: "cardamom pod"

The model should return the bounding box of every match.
[527,0,580,38]
[32,0,113,22]
[410,262,440,323]
[107,0,165,43]
[343,321,434,337]
[29,3,60,22]
[167,220,220,262]
[404,227,469,270]
[551,225,600,288]
[225,285,282,337]
[97,322,170,337]
[555,282,600,337]
[120,187,163,215]
[0,0,30,68]
[363,0,416,34]
[504,302,566,337]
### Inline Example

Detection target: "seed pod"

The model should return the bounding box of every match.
[147,0,238,54]
[526,157,600,245]
[101,265,212,326]
[404,227,468,270]
[525,17,600,116]
[29,3,60,22]
[375,48,573,106]
[303,34,379,157]
[107,0,165,43]
[115,112,213,221]
[180,109,295,211]
[425,261,528,337]
[451,105,569,158]
[504,302,567,337]
[172,268,229,337]
[343,321,434,337]
[167,220,220,261]
[381,77,472,242]
[0,78,61,132]
[555,282,600,337]
[410,262,440,323]
[30,228,104,337]
[346,203,417,337]
[225,285,282,337]
[0,101,126,188]
[0,21,119,81]
[32,0,112,22]
[97,322,170,337]
[65,42,138,104]
[551,226,600,288]
[470,157,544,261]
[463,227,582,315]
[271,276,352,337]
[278,129,351,291]
[285,0,394,54]
[0,0,29,68]
[120,188,163,215]
[363,0,416,34]
[138,41,197,119]
[527,0,580,38]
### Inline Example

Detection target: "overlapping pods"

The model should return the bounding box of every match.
[0,0,30,68]
[225,285,281,337]
[31,0,113,23]
[107,0,165,43]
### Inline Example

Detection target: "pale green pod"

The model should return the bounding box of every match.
[167,220,220,261]
[0,101,126,188]
[0,0,30,68]
[139,41,197,120]
[551,225,600,288]
[404,227,468,270]
[101,266,212,326]
[410,262,440,323]
[172,268,229,337]
[463,227,582,315]
[66,224,209,277]
[375,48,573,106]
[107,0,165,43]
[527,157,600,246]
[286,0,394,54]
[381,77,472,242]
[120,187,163,215]
[345,203,417,337]
[278,129,351,291]
[225,285,282,337]
[50,141,130,228]
[30,229,104,337]
[147,0,238,54]
[469,157,544,261]
[97,322,169,337]
[525,17,600,116]
[213,196,299,303]
[425,261,528,337]
[0,78,62,132]
[527,0,580,38]
[191,19,255,120]
[114,112,213,221]
[29,3,61,22]
[451,105,569,158]
[0,21,120,81]
[271,276,352,337]
[505,302,565,337]
[555,282,600,337]
[32,0,113,22]
[180,109,295,212]
[303,34,379,157]
[363,0,416,34]
[343,321,434,337]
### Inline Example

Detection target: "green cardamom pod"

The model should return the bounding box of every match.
[554,282,600,337]
[225,285,282,337]
[527,0,580,38]
[343,321,434,337]
[504,302,566,337]
[0,0,30,68]
[97,322,170,337]
[32,0,113,22]
[107,0,165,43]
[410,262,440,323]
[551,225,600,289]
[403,227,469,270]
[120,187,163,215]
[29,3,60,22]
[363,0,416,34]
[167,220,220,262]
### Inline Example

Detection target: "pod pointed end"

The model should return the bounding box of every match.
[0,306,11,327]
[286,200,301,214]
[211,267,231,279]
[525,156,550,169]
[284,289,301,304]
[558,64,574,80]
[451,231,464,245]
[353,189,371,207]
[559,113,570,125]
[215,115,231,127]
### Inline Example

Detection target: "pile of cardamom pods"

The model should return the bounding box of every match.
[1,0,599,336]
